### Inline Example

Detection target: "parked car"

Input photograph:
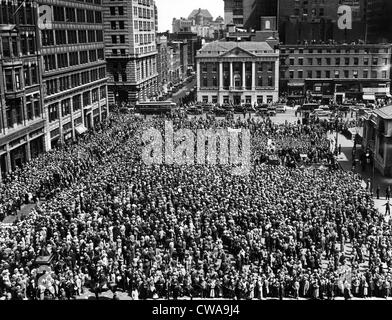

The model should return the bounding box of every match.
[234,105,246,113]
[314,108,332,117]
[276,104,287,113]
[268,106,277,116]
[214,106,228,116]
[187,106,203,115]
[256,104,269,116]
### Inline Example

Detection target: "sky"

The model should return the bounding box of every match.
[156,0,224,32]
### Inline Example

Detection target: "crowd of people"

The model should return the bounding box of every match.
[0,111,392,301]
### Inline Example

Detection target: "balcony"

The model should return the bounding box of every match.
[229,86,245,92]
[1,57,23,67]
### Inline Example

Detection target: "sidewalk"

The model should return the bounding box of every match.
[329,130,392,217]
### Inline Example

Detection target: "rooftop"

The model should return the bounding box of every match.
[188,9,213,20]
[374,105,392,120]
[197,41,276,58]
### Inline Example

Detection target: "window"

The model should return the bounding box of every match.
[307,71,312,78]
[325,70,330,78]
[382,70,388,79]
[289,71,294,79]
[364,58,369,65]
[202,96,208,103]
[335,58,340,65]
[344,70,349,78]
[334,70,340,78]
[307,58,313,65]
[298,58,303,66]
[363,70,368,78]
[289,58,295,66]
[353,70,358,78]
[316,71,321,78]
[298,70,303,79]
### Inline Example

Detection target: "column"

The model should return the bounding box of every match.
[26,140,31,162]
[219,62,223,90]
[196,61,201,89]
[230,62,233,88]
[252,62,256,90]
[275,59,279,101]
[242,62,246,89]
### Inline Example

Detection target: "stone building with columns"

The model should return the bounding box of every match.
[196,41,279,105]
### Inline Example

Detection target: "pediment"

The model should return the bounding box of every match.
[220,47,255,58]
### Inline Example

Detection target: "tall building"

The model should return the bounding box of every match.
[39,0,109,151]
[365,0,392,43]
[103,0,158,104]
[280,43,391,105]
[0,0,45,179]
[156,35,169,94]
[223,0,278,30]
[196,41,280,105]
[224,0,245,27]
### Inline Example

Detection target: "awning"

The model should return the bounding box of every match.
[288,83,305,87]
[75,125,88,135]
[363,94,376,100]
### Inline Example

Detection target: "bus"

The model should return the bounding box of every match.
[135,101,177,115]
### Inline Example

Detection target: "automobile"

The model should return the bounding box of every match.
[314,108,332,117]
[268,106,277,116]
[187,106,203,115]
[319,105,330,111]
[256,104,269,116]
[234,105,246,113]
[202,104,214,113]
[275,104,287,113]
[222,104,235,113]
[338,105,350,112]
[245,104,256,113]
[214,106,228,116]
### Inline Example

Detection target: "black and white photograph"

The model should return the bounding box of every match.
[0,0,392,318]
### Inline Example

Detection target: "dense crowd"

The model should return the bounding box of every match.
[0,112,391,300]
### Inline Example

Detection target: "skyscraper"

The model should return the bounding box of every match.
[103,0,158,104]
[0,0,45,179]
[38,0,109,151]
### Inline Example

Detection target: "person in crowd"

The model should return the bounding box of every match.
[0,111,390,300]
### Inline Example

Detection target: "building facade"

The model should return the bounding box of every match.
[39,0,109,151]
[0,0,46,179]
[156,35,169,94]
[196,41,279,105]
[280,43,391,105]
[103,0,158,104]
[363,106,392,176]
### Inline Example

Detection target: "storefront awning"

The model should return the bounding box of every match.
[288,83,305,87]
[75,125,88,135]
[363,94,376,100]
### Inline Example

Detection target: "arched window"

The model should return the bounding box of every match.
[265,20,271,30]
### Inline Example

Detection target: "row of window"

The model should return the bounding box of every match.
[281,47,390,54]
[4,65,39,93]
[43,49,104,72]
[48,86,106,123]
[4,92,41,130]
[201,95,274,104]
[286,69,389,79]
[0,1,35,25]
[132,6,154,19]
[46,67,106,96]
[41,29,104,46]
[200,62,274,73]
[52,6,102,24]
[1,35,36,58]
[134,20,155,31]
[201,75,274,88]
[287,57,389,66]
[135,33,155,45]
